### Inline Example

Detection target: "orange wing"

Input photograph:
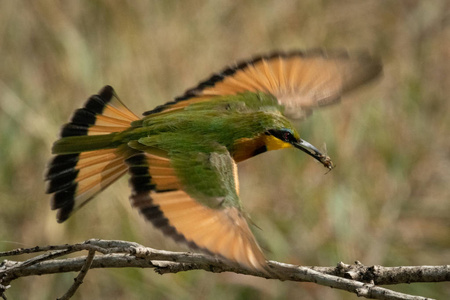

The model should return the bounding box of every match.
[144,50,382,119]
[125,152,266,271]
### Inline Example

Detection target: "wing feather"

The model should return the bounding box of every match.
[126,152,266,270]
[143,50,382,120]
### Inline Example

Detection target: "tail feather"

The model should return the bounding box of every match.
[46,86,139,222]
[59,86,138,138]
[48,149,129,221]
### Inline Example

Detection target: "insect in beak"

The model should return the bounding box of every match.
[293,139,335,170]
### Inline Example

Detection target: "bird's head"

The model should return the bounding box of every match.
[265,128,334,170]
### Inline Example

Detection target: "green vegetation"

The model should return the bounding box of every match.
[1,1,449,299]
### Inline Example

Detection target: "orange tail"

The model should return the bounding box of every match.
[45,86,139,222]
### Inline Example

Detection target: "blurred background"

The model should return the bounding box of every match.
[1,1,449,299]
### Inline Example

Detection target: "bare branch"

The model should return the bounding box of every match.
[1,239,445,300]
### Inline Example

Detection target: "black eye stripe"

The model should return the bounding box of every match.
[267,129,295,142]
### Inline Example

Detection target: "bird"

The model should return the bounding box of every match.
[45,49,382,271]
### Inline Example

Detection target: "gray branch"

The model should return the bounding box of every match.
[1,239,446,300]
[57,249,96,300]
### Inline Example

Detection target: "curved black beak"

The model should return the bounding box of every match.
[293,139,334,170]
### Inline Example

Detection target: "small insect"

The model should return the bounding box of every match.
[318,143,334,171]
[319,154,334,170]
[319,154,335,175]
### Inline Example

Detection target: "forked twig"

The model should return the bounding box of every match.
[58,249,96,300]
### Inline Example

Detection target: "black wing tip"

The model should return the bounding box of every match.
[46,154,79,175]
[126,153,156,193]
[341,51,383,93]
[46,171,79,194]
[70,109,97,126]
[55,204,74,223]
[57,85,116,137]
[46,153,80,221]
[361,53,383,78]
[49,184,77,222]
[60,123,89,137]
[98,85,115,102]
[45,153,79,182]
[131,192,201,251]
[50,183,76,208]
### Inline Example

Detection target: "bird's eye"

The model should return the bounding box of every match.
[266,129,296,143]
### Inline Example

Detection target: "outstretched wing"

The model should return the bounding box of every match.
[125,145,266,270]
[144,49,382,119]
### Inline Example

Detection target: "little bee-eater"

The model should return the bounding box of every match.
[46,50,382,271]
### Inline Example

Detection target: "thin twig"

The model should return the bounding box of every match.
[57,249,96,300]
[0,239,138,257]
[0,283,10,300]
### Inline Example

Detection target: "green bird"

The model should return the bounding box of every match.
[46,50,382,271]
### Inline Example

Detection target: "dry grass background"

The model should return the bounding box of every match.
[1,1,449,299]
